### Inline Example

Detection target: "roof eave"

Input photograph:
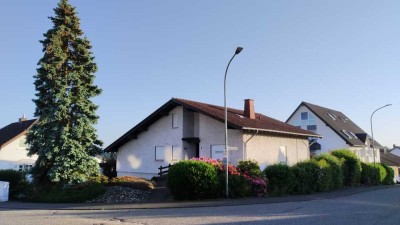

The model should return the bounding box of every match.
[242,127,322,138]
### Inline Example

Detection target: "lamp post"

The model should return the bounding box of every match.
[224,47,243,198]
[370,104,391,166]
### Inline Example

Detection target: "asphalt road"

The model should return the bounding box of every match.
[1,187,400,225]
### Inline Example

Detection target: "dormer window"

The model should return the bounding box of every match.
[341,130,352,139]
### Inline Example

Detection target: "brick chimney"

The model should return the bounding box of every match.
[244,99,255,119]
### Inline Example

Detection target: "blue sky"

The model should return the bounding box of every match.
[0,0,399,147]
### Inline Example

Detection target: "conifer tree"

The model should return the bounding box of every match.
[27,0,102,185]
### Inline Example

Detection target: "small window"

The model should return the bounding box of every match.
[307,125,317,131]
[18,164,33,172]
[172,145,180,161]
[155,146,165,161]
[301,112,308,120]
[341,130,352,139]
[278,146,287,163]
[349,131,358,139]
[18,137,29,149]
[172,113,179,128]
[328,113,336,120]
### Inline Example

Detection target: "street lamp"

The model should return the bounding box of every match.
[370,104,392,166]
[224,46,243,198]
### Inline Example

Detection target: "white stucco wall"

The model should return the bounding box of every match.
[196,113,243,164]
[244,133,309,170]
[117,106,184,179]
[0,135,37,170]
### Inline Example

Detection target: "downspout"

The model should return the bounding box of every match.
[243,130,259,161]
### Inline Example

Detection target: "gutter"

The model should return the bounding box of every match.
[242,130,259,161]
[242,127,322,138]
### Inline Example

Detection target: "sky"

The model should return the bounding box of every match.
[0,0,399,148]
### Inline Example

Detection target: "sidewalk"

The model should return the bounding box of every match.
[0,185,398,211]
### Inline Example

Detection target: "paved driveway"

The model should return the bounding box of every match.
[1,187,400,225]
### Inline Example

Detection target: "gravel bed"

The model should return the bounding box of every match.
[89,186,151,203]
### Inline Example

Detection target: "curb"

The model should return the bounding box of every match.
[0,185,398,211]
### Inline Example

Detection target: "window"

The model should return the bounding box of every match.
[328,113,336,120]
[155,146,165,161]
[172,113,179,128]
[301,112,308,120]
[18,137,29,149]
[307,125,317,131]
[278,146,287,163]
[341,130,352,139]
[172,145,181,161]
[349,131,358,139]
[18,164,32,172]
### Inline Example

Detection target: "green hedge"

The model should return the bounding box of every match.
[314,153,343,189]
[291,160,320,194]
[375,164,387,184]
[167,160,219,200]
[331,149,361,186]
[381,164,394,185]
[264,163,294,196]
[317,159,334,192]
[360,163,380,186]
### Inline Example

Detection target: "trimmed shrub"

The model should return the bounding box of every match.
[29,182,106,203]
[0,169,30,199]
[375,164,387,184]
[331,149,361,186]
[167,160,219,200]
[109,176,155,190]
[314,153,343,189]
[264,163,294,196]
[360,163,380,186]
[381,164,394,185]
[291,160,321,194]
[237,160,262,178]
[316,159,334,192]
[88,174,109,185]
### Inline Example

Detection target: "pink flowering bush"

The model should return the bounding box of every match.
[192,158,267,197]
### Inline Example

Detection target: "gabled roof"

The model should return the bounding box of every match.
[0,119,37,149]
[380,152,400,167]
[105,98,319,152]
[287,102,370,147]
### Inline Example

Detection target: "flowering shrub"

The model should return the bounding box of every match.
[192,157,267,197]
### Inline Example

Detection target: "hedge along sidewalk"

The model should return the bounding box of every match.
[1,185,398,211]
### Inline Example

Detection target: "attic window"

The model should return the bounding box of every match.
[340,116,348,123]
[328,113,336,120]
[235,114,245,118]
[349,131,358,139]
[341,130,352,139]
[301,112,308,120]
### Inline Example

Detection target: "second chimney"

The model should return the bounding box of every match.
[244,99,255,119]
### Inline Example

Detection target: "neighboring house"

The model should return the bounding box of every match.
[0,117,37,171]
[380,148,400,181]
[286,102,381,163]
[105,98,320,179]
[389,145,400,157]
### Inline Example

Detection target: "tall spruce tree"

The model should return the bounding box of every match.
[27,0,102,185]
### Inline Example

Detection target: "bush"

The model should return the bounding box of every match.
[381,164,394,185]
[331,149,361,186]
[375,164,387,184]
[88,174,109,185]
[291,160,321,194]
[360,163,380,186]
[109,176,155,190]
[316,159,334,192]
[0,169,30,199]
[167,160,219,200]
[237,160,262,178]
[264,163,294,196]
[314,153,343,189]
[29,182,106,203]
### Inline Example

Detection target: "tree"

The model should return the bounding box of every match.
[27,0,102,185]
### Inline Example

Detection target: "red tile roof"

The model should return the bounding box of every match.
[105,98,319,152]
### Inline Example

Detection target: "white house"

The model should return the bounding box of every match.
[286,102,381,163]
[0,117,37,171]
[105,98,320,179]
